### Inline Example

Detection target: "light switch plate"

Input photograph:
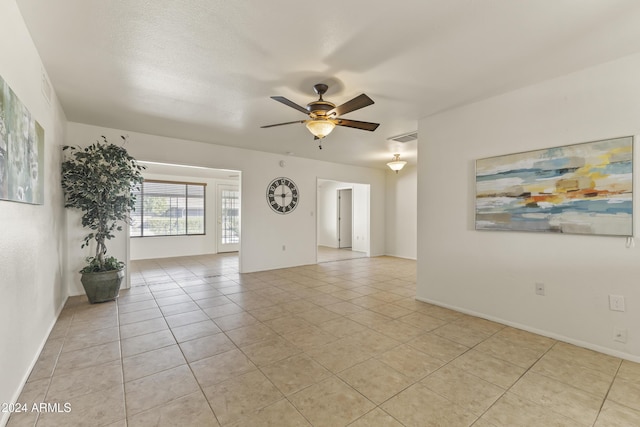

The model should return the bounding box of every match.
[609,295,625,312]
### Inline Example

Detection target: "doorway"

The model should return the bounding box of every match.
[127,161,240,285]
[317,179,369,263]
[217,183,240,253]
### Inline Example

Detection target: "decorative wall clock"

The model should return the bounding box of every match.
[266,177,299,214]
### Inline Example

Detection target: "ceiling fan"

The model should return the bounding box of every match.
[261,83,379,148]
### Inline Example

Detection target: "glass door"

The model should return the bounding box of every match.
[217,184,240,253]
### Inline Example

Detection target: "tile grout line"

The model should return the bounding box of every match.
[462,337,559,425]
[174,271,230,427]
[592,357,624,426]
[114,291,129,427]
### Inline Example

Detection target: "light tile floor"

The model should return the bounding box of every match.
[317,246,367,263]
[7,254,640,426]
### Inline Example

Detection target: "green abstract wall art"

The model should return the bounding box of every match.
[0,75,44,204]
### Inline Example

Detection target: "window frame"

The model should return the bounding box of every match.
[131,179,207,238]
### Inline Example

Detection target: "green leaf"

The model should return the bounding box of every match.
[61,135,145,270]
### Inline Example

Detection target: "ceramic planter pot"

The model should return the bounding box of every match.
[80,268,125,304]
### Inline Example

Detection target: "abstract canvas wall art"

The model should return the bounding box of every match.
[0,75,44,204]
[476,137,633,236]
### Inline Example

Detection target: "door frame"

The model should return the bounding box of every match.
[316,178,371,263]
[216,182,240,253]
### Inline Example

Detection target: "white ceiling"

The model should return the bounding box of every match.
[15,0,640,169]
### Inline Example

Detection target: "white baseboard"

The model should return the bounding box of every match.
[384,253,417,260]
[415,296,640,364]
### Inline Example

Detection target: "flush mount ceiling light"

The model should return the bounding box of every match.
[387,154,407,173]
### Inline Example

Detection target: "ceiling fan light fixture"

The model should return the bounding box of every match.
[387,154,407,173]
[306,119,335,139]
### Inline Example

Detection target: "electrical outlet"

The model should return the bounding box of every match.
[535,282,545,296]
[614,328,628,343]
[609,295,625,312]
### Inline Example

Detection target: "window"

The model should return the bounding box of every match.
[131,180,206,237]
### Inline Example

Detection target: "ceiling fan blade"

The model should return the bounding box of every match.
[334,118,380,132]
[271,96,309,114]
[260,120,305,128]
[327,94,374,117]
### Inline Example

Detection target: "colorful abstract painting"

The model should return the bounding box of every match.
[476,137,633,236]
[0,75,44,204]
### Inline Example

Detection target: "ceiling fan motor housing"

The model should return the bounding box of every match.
[307,83,336,118]
[307,101,335,119]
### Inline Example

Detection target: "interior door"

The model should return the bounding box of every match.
[217,184,240,253]
[338,189,352,248]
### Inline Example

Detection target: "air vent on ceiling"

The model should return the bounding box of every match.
[388,131,418,143]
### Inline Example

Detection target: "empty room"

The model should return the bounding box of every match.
[1,1,640,426]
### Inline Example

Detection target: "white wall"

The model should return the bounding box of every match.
[385,165,417,259]
[0,1,68,423]
[417,53,640,361]
[352,183,370,253]
[317,180,343,248]
[65,122,386,276]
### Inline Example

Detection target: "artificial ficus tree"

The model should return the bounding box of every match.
[61,135,145,272]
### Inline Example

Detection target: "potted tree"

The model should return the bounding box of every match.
[61,135,145,303]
